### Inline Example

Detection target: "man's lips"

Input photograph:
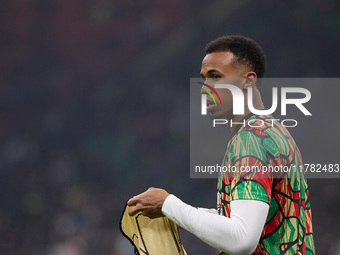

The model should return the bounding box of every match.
[206,100,216,111]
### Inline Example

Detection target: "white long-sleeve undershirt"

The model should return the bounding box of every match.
[161,195,269,255]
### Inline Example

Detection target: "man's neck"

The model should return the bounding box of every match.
[228,88,265,132]
[228,111,253,132]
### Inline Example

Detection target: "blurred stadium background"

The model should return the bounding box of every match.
[1,0,340,254]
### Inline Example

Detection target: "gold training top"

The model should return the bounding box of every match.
[120,204,187,255]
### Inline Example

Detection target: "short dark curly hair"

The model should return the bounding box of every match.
[205,35,266,88]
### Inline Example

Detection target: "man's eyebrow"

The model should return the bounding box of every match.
[200,69,222,77]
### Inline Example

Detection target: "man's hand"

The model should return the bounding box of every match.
[127,187,170,219]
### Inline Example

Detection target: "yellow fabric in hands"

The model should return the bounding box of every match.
[120,204,187,255]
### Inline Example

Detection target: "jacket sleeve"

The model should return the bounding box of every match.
[162,195,268,255]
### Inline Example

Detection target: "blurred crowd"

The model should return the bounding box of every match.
[0,0,340,254]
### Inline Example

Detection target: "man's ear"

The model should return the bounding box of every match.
[243,72,257,89]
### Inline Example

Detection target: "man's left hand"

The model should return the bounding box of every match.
[127,187,170,219]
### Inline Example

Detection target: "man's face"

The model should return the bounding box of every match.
[200,52,247,120]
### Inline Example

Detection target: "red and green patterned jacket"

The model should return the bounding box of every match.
[218,114,315,255]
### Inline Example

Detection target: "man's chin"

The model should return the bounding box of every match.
[208,111,222,120]
[208,110,231,120]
